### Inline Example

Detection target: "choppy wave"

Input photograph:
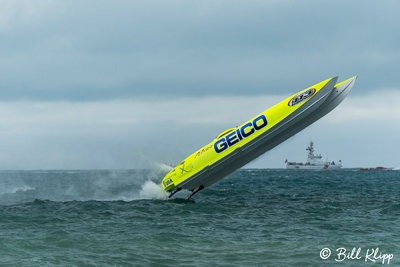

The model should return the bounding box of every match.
[0,168,169,205]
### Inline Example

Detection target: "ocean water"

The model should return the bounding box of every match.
[1,169,399,266]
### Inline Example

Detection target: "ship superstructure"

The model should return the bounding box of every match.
[285,142,342,169]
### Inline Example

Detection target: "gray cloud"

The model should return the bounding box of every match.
[0,0,399,100]
[0,1,399,170]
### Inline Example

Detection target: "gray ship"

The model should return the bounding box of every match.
[286,141,342,169]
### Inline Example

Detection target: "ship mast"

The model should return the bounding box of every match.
[306,141,314,160]
[306,141,322,163]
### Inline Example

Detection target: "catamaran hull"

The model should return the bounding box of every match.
[162,76,356,194]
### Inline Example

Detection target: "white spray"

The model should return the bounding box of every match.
[139,180,168,200]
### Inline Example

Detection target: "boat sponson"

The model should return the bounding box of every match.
[178,77,339,190]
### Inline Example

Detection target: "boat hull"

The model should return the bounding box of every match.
[162,76,356,193]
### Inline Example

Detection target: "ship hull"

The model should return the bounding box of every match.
[286,164,342,170]
[286,164,327,170]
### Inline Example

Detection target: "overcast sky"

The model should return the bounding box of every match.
[0,0,399,169]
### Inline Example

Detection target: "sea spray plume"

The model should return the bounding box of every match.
[139,180,168,199]
[0,183,35,195]
[138,153,174,173]
[137,160,173,200]
[0,169,169,205]
[75,168,170,201]
[0,159,173,205]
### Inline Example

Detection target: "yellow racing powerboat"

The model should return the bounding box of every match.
[162,76,357,199]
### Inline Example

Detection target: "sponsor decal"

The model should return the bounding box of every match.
[214,114,268,153]
[288,88,316,106]
[164,179,173,187]
[194,145,213,159]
